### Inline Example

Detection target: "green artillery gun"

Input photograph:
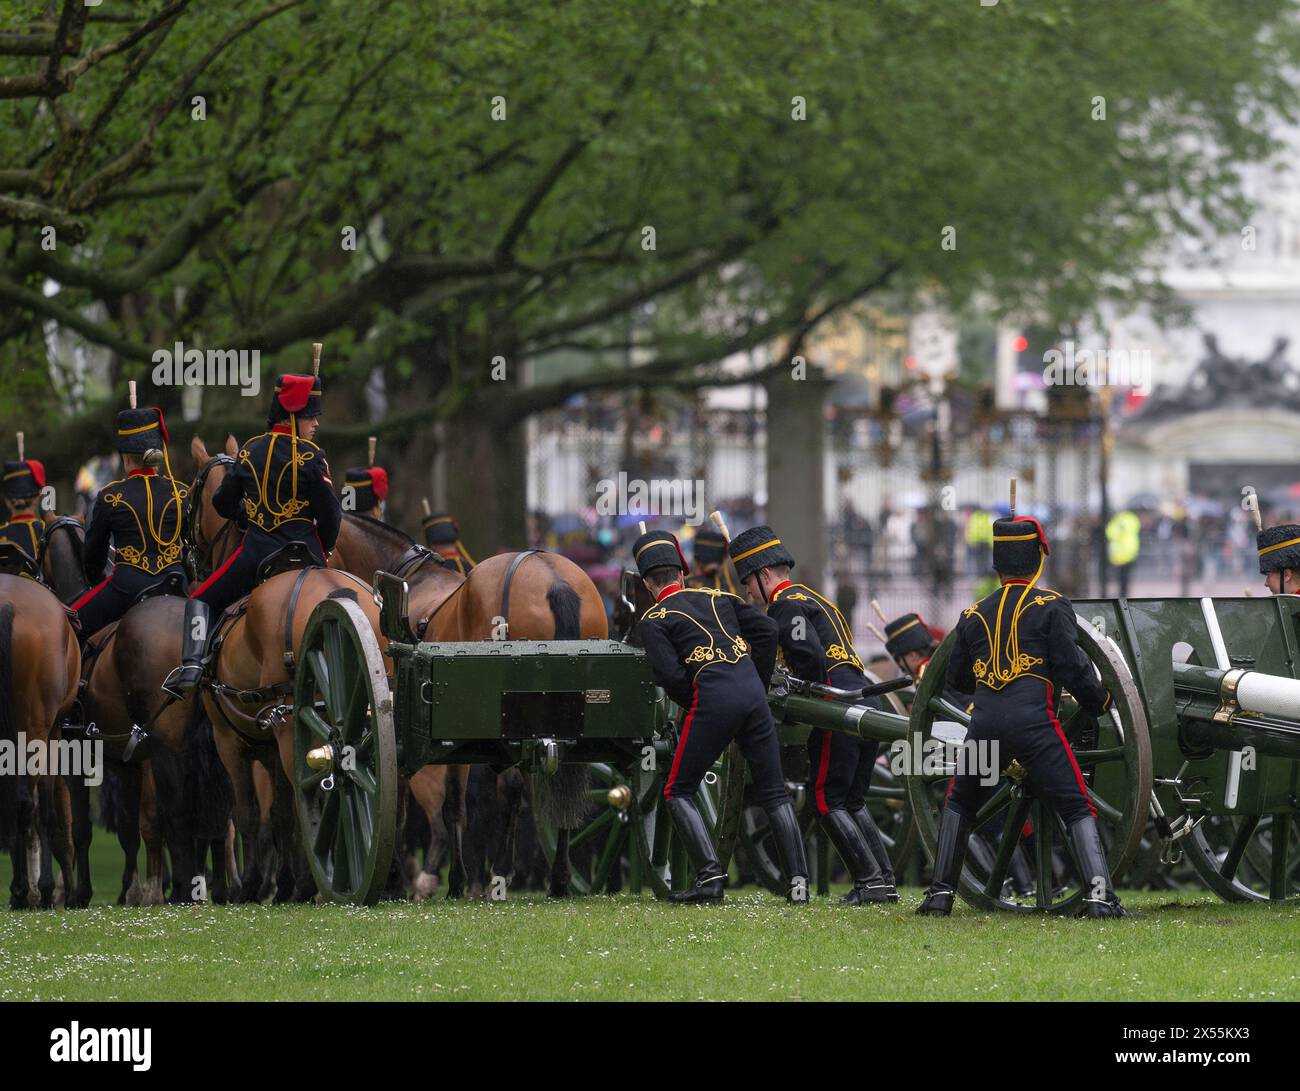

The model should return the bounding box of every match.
[290,574,1298,909]
[891,594,1299,911]
[760,595,1298,912]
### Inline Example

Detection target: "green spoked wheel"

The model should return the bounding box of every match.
[535,761,641,896]
[1179,811,1300,904]
[292,597,398,905]
[626,746,726,900]
[905,615,1151,914]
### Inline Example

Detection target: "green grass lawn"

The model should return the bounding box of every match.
[3,829,1297,1001]
[1,886,1296,1002]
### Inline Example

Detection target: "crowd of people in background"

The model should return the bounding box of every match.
[522,491,1281,640]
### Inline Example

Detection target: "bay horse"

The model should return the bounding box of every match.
[80,592,235,905]
[0,575,81,908]
[46,506,234,907]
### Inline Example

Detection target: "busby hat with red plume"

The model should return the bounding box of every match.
[2,459,44,500]
[633,529,688,578]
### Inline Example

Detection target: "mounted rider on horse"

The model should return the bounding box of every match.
[72,400,189,642]
[167,360,342,696]
[0,439,45,575]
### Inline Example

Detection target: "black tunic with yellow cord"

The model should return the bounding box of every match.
[73,409,189,640]
[190,373,342,616]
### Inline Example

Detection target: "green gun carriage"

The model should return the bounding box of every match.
[291,574,1300,910]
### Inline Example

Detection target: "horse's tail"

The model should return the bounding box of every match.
[185,702,233,842]
[530,764,591,829]
[0,603,16,846]
[99,767,123,834]
[546,578,582,640]
[530,574,591,827]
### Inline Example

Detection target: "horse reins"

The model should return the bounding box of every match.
[187,454,237,580]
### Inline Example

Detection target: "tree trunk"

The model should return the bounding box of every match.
[437,400,528,556]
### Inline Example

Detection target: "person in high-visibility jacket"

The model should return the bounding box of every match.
[964,509,994,575]
[1106,510,1141,597]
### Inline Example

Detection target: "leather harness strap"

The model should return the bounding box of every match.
[392,544,435,581]
[281,565,315,675]
[414,581,465,640]
[500,548,544,638]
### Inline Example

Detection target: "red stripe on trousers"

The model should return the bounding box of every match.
[814,668,838,815]
[1046,682,1096,817]
[190,539,244,598]
[663,682,700,801]
[71,576,110,611]
[814,729,834,814]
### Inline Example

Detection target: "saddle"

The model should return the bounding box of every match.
[0,541,39,580]
[255,541,316,584]
[78,620,119,686]
[130,570,188,606]
[206,562,317,734]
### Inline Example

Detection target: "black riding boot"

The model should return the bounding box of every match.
[823,809,890,905]
[765,801,810,903]
[1068,816,1130,919]
[666,798,724,904]
[850,805,899,902]
[917,807,970,916]
[162,599,211,698]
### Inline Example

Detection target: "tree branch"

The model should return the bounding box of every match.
[0,276,156,362]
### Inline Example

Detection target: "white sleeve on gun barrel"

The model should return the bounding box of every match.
[1234,671,1300,719]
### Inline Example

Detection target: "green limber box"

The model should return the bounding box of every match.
[393,640,664,770]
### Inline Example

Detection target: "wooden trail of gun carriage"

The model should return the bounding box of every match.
[4,472,1300,913]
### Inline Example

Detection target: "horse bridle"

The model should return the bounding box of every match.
[187,454,237,580]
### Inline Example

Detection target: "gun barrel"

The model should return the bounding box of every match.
[769,691,909,744]
[1173,662,1300,761]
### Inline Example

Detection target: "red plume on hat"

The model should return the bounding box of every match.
[671,533,687,572]
[1011,515,1049,555]
[368,467,389,501]
[277,374,315,414]
[26,460,45,489]
[152,407,168,445]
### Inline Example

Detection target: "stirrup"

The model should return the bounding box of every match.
[161,664,202,698]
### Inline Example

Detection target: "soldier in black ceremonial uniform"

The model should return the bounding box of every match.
[0,454,46,570]
[729,525,896,904]
[73,406,188,640]
[917,515,1126,918]
[634,529,809,904]
[167,370,341,694]
[422,508,475,575]
[685,528,741,594]
[1257,523,1300,595]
